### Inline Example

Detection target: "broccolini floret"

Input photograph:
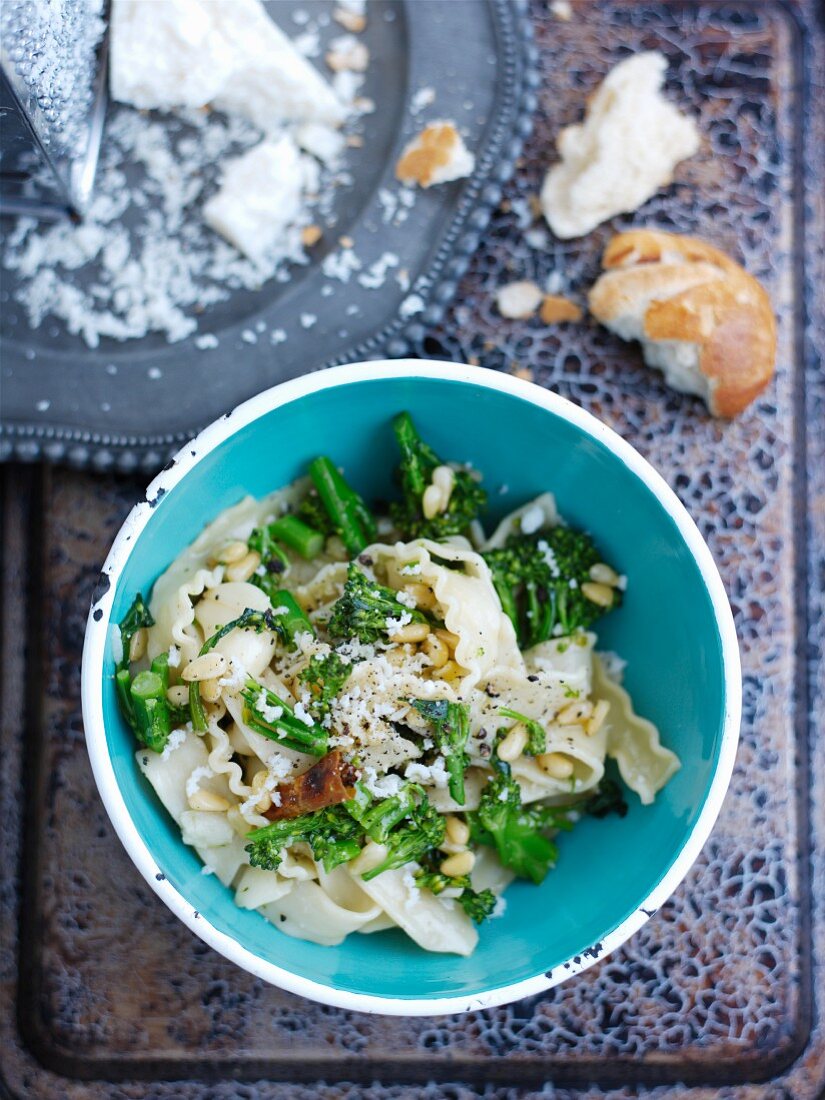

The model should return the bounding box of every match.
[414,864,497,924]
[497,707,546,755]
[115,595,177,752]
[468,768,574,884]
[348,780,425,843]
[410,698,471,805]
[328,563,428,644]
[360,796,446,881]
[390,412,486,540]
[483,524,621,647]
[246,804,362,873]
[298,651,354,722]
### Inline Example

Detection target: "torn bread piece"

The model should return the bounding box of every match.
[395,122,475,188]
[540,294,583,324]
[588,229,776,417]
[540,52,699,239]
[203,137,310,267]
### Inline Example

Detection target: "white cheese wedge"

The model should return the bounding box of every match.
[110,0,344,128]
[203,136,307,266]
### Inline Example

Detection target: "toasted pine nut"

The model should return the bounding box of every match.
[497,723,528,762]
[537,752,575,780]
[199,677,222,703]
[422,633,449,668]
[214,540,248,565]
[182,652,227,682]
[254,792,272,813]
[129,627,148,662]
[188,788,231,812]
[432,465,456,507]
[589,562,620,586]
[434,627,460,650]
[557,699,594,725]
[166,684,189,706]
[431,659,466,682]
[326,534,348,561]
[251,770,270,793]
[587,699,610,737]
[582,581,614,608]
[422,484,443,520]
[384,646,410,668]
[441,849,475,877]
[445,815,470,846]
[225,550,261,583]
[389,621,430,644]
[404,582,436,610]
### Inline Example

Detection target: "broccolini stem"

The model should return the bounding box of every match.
[308,456,377,556]
[268,515,325,560]
[241,678,328,756]
[130,667,172,752]
[270,589,315,650]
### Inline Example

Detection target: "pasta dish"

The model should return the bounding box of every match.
[113,413,680,955]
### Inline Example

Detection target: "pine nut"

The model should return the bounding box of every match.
[581,581,614,608]
[389,621,430,644]
[129,627,147,662]
[422,484,443,520]
[225,550,262,583]
[432,465,456,507]
[182,652,227,682]
[199,677,222,703]
[188,788,231,812]
[441,849,475,877]
[214,540,248,565]
[537,752,575,780]
[254,791,272,813]
[587,699,610,737]
[497,723,528,762]
[557,700,594,725]
[589,562,620,587]
[421,634,449,668]
[166,684,189,706]
[445,815,470,846]
[434,627,460,650]
[384,646,409,668]
[404,583,436,610]
[251,770,270,792]
[431,659,467,682]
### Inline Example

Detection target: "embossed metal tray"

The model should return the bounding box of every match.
[0,0,537,471]
[1,1,824,1097]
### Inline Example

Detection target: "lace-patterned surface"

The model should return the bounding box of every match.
[1,1,823,1097]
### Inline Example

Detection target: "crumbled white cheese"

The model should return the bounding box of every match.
[410,86,436,115]
[293,701,316,726]
[160,727,187,761]
[520,505,545,535]
[399,562,422,576]
[405,756,450,789]
[537,539,560,578]
[357,251,399,289]
[186,765,214,799]
[399,293,425,318]
[490,896,508,918]
[254,690,283,723]
[384,611,412,634]
[395,589,417,609]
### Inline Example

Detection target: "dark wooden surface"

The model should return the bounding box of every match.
[1,1,824,1097]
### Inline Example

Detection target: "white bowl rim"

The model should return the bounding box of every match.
[81,359,742,1016]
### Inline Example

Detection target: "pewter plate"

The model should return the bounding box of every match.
[0,0,537,471]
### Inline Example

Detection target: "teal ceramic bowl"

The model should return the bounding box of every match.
[82,361,741,1015]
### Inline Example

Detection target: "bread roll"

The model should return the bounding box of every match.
[588,229,776,417]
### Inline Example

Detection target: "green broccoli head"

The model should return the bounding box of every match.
[328,562,428,645]
[484,524,621,647]
[245,804,362,873]
[390,411,486,540]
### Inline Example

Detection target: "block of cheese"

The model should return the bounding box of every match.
[110,0,344,128]
[203,136,307,266]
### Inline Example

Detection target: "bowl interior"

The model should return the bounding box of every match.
[98,374,728,1004]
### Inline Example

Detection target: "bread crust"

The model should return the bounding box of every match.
[589,229,776,416]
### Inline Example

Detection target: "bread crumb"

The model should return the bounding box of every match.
[333,7,367,33]
[496,280,543,320]
[301,225,323,247]
[541,52,700,239]
[550,0,573,19]
[511,365,535,382]
[339,235,354,248]
[395,121,475,188]
[540,294,583,324]
[346,134,364,147]
[326,35,369,73]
